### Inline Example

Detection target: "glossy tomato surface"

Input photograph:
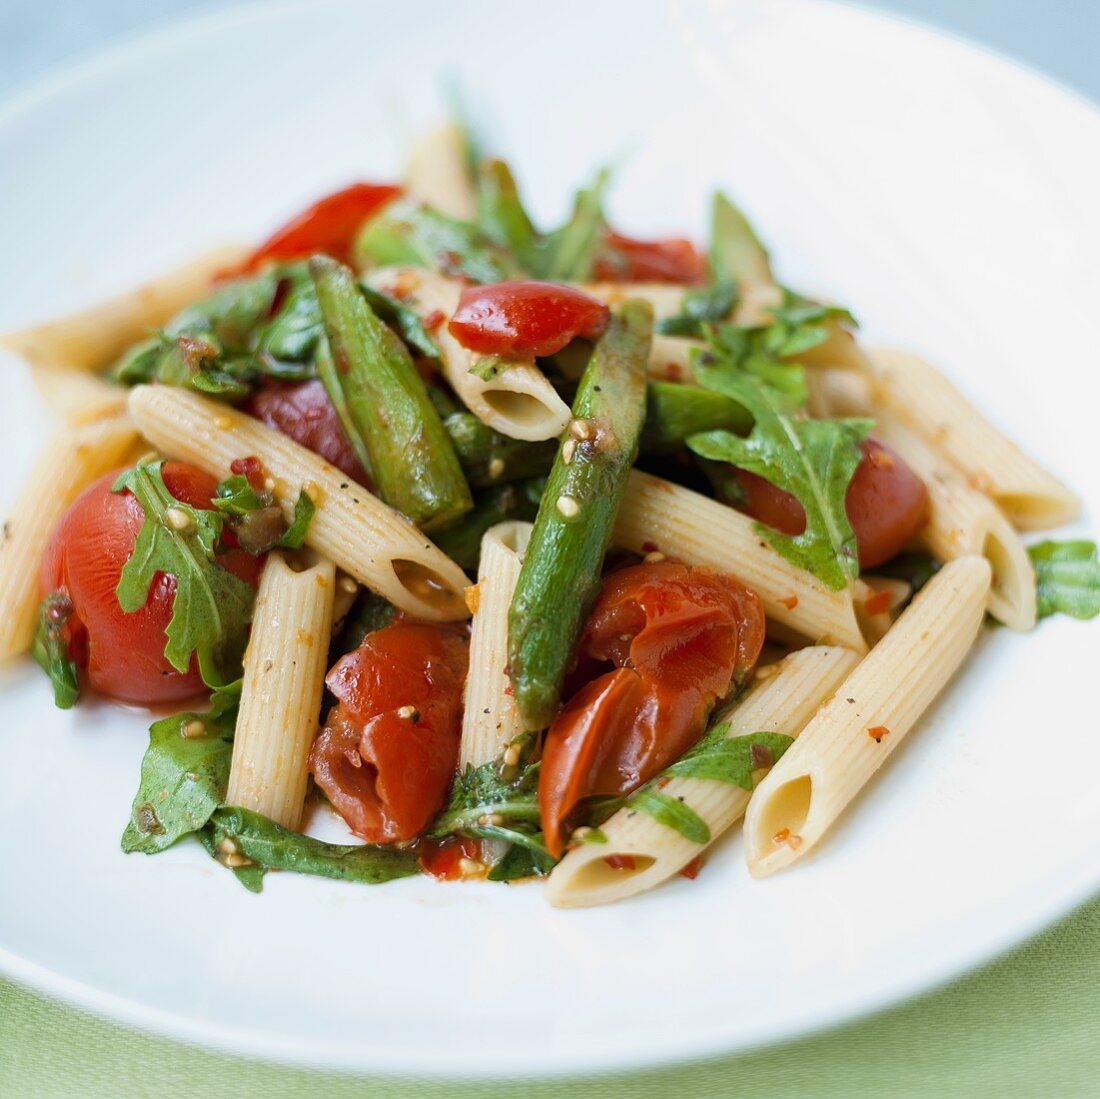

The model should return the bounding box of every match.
[310,622,469,844]
[448,280,610,358]
[733,437,928,569]
[39,463,261,705]
[539,561,764,856]
[593,231,707,284]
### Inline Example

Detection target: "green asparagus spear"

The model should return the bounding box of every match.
[443,411,556,488]
[310,255,472,530]
[314,336,374,479]
[641,381,751,454]
[433,482,540,572]
[508,299,653,728]
[476,159,541,273]
[353,196,520,284]
[710,192,774,288]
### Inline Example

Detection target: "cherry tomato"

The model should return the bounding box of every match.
[243,379,370,486]
[309,623,469,844]
[539,561,764,856]
[447,280,610,358]
[39,463,262,706]
[593,231,707,284]
[732,437,928,569]
[240,182,402,272]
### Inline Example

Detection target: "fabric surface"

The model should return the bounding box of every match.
[3,894,1100,1097]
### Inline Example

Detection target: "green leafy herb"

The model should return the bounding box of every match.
[31,592,80,709]
[624,787,710,844]
[666,727,794,788]
[476,159,541,273]
[688,364,872,590]
[540,167,611,281]
[211,474,314,555]
[113,462,255,685]
[359,284,442,359]
[120,698,238,854]
[208,807,419,887]
[468,355,510,382]
[1029,540,1100,620]
[656,282,739,338]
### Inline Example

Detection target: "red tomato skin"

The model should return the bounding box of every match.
[243,379,370,486]
[240,182,401,271]
[733,437,929,569]
[39,463,260,706]
[447,281,611,358]
[309,623,469,844]
[539,562,765,856]
[593,231,707,285]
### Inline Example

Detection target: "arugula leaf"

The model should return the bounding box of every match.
[476,159,541,274]
[196,826,266,892]
[656,282,738,338]
[666,727,794,787]
[696,323,808,410]
[280,490,315,549]
[1029,540,1100,620]
[212,474,314,554]
[208,807,419,886]
[688,365,871,590]
[121,700,237,854]
[625,787,710,844]
[539,168,611,282]
[254,268,324,370]
[710,191,774,287]
[31,592,80,709]
[169,272,282,352]
[359,284,442,359]
[113,462,255,684]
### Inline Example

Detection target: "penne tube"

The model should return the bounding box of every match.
[405,122,478,221]
[868,347,1080,530]
[581,282,688,321]
[1,244,248,372]
[613,470,871,653]
[364,267,572,441]
[226,553,335,830]
[126,385,470,621]
[646,334,700,384]
[459,521,532,768]
[743,555,991,876]
[31,365,128,424]
[0,415,140,660]
[544,645,860,908]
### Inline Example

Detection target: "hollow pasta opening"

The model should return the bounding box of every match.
[480,388,557,430]
[755,773,813,852]
[560,854,658,895]
[982,522,1032,629]
[391,559,467,618]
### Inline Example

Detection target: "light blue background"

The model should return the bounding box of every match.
[2,1,1097,106]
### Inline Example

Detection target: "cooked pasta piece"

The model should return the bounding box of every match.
[459,521,532,768]
[405,122,478,221]
[126,385,470,621]
[581,282,688,320]
[868,347,1080,530]
[646,335,700,383]
[363,267,572,441]
[0,415,139,659]
[30,365,128,423]
[1,244,248,372]
[544,645,860,907]
[226,553,335,829]
[613,470,871,652]
[743,555,991,876]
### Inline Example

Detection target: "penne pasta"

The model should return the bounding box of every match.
[646,334,700,383]
[544,645,860,907]
[0,415,140,660]
[868,347,1080,531]
[30,365,128,424]
[459,521,533,768]
[581,282,688,321]
[743,555,992,876]
[405,122,478,221]
[364,267,572,441]
[1,244,248,373]
[226,553,335,830]
[613,470,871,653]
[126,385,470,621]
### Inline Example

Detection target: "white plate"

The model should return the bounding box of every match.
[1,0,1098,1079]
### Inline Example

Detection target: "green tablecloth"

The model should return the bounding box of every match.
[3,894,1099,1097]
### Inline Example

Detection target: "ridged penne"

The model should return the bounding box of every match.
[868,347,1080,530]
[544,645,860,907]
[364,267,572,441]
[30,366,128,424]
[226,553,335,829]
[459,521,533,768]
[405,122,478,221]
[613,470,871,652]
[126,385,469,621]
[1,244,248,372]
[743,555,991,876]
[0,415,140,659]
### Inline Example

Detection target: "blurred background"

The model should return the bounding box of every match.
[1,0,1097,102]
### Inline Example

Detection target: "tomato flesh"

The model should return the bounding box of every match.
[240,182,401,272]
[243,379,370,486]
[593,231,707,285]
[448,280,610,358]
[39,463,261,705]
[733,437,928,569]
[539,561,765,856]
[309,623,469,844]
